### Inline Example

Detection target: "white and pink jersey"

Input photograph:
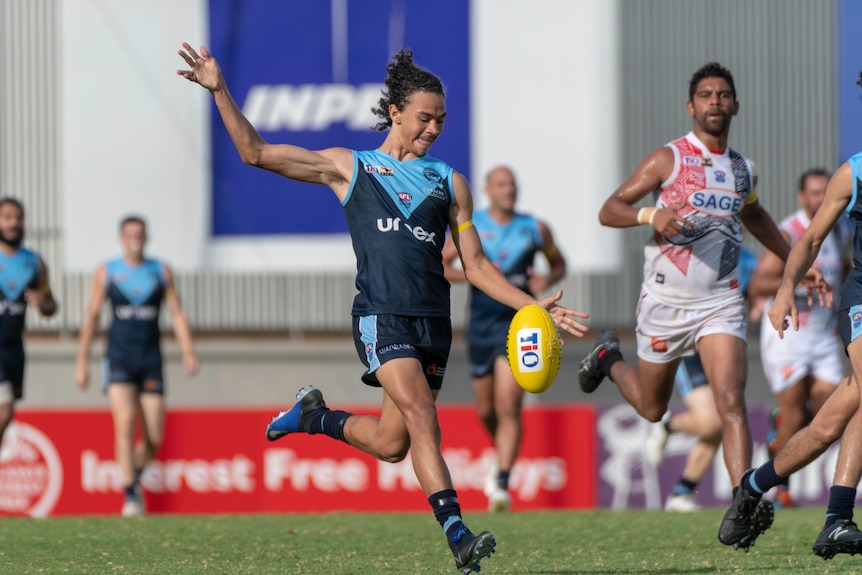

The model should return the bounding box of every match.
[642,132,756,310]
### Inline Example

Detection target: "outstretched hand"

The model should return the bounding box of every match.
[800,268,832,309]
[176,43,223,91]
[536,289,589,341]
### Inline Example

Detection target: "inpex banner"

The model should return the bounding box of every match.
[598,404,840,509]
[840,0,862,162]
[208,0,471,236]
[2,407,594,516]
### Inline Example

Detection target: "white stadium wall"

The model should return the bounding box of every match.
[60,0,622,273]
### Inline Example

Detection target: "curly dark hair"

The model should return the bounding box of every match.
[371,49,444,131]
[688,62,736,103]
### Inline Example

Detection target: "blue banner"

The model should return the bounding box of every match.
[840,0,862,162]
[208,0,471,236]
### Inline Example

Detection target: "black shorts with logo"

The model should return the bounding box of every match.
[102,358,165,395]
[353,314,451,390]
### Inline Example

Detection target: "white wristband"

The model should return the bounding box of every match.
[637,207,657,226]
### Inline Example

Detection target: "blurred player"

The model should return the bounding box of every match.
[749,168,850,508]
[730,70,862,557]
[578,62,825,550]
[0,198,57,449]
[441,165,566,512]
[74,216,199,516]
[178,44,587,573]
[646,247,755,511]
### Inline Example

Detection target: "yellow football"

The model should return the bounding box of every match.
[506,304,561,393]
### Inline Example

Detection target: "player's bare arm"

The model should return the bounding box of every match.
[769,164,851,336]
[163,264,199,378]
[24,257,57,317]
[74,265,107,390]
[599,147,692,236]
[177,43,354,200]
[449,172,588,337]
[527,221,566,295]
[440,233,466,283]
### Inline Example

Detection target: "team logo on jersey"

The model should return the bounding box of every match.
[364,164,393,176]
[682,156,712,167]
[714,170,726,183]
[423,168,442,183]
[397,192,412,208]
[729,278,740,290]
[688,188,744,217]
[655,273,665,284]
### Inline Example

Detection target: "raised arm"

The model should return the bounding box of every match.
[448,172,588,337]
[163,265,199,378]
[74,265,107,390]
[177,43,354,201]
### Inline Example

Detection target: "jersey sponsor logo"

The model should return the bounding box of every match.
[682,156,712,167]
[0,421,63,517]
[364,164,393,176]
[243,83,385,131]
[688,188,744,217]
[0,300,26,316]
[376,218,437,245]
[516,328,544,372]
[424,187,448,201]
[655,273,665,284]
[650,337,668,352]
[115,305,159,321]
[729,278,740,290]
[714,170,727,183]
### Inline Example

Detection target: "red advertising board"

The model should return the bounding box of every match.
[1,406,596,516]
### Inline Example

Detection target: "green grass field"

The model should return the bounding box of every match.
[1,508,860,574]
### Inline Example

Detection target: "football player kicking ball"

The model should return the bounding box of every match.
[178,44,588,574]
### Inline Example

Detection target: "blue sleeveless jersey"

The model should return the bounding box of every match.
[467,210,543,345]
[839,152,862,311]
[343,150,455,317]
[104,258,166,365]
[0,247,41,350]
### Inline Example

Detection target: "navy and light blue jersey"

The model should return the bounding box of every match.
[467,210,543,345]
[343,149,455,317]
[0,247,41,350]
[104,258,166,366]
[839,151,862,313]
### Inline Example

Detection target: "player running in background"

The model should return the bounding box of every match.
[442,165,566,512]
[178,44,587,574]
[749,168,850,508]
[578,62,825,550]
[75,216,199,516]
[0,198,57,449]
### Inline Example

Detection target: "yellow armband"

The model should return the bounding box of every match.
[457,219,473,233]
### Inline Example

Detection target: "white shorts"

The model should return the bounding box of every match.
[635,289,747,364]
[759,318,844,394]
